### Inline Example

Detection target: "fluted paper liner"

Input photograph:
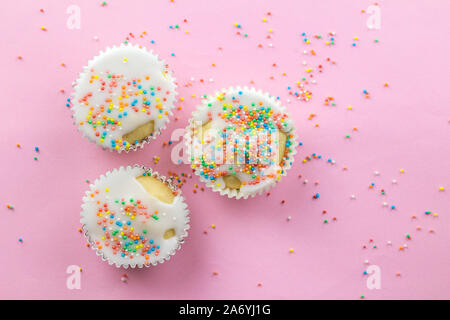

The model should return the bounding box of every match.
[70,43,178,153]
[80,165,190,268]
[185,86,298,200]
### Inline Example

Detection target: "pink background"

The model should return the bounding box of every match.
[1,0,449,300]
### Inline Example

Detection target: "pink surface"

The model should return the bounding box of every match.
[1,0,449,300]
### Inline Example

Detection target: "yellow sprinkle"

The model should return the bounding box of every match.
[105,188,109,192]
[211,224,215,229]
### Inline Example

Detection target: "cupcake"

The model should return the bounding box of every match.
[80,165,190,268]
[71,44,177,152]
[185,87,297,199]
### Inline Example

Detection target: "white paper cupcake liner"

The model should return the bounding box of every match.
[184,86,298,199]
[70,43,178,154]
[80,165,190,268]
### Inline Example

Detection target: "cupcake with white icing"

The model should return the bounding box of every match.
[185,87,297,199]
[71,44,177,152]
[80,165,190,268]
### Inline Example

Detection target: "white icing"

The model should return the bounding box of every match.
[71,44,177,152]
[80,166,189,268]
[186,87,297,199]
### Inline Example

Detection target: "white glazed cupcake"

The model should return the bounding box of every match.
[71,44,177,152]
[185,87,297,199]
[80,165,190,268]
